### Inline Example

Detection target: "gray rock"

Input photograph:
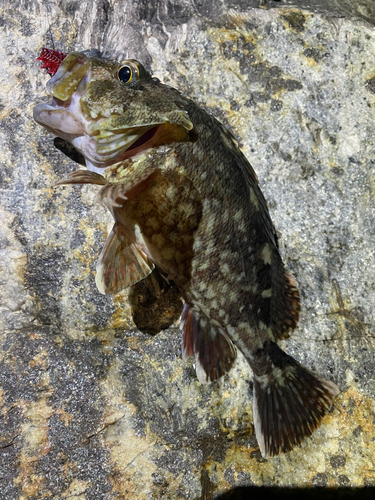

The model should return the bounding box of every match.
[1,1,375,498]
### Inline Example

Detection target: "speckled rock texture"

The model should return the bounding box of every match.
[1,1,375,498]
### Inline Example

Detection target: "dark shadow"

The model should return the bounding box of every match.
[53,137,86,165]
[215,486,375,500]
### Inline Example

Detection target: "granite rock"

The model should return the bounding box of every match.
[1,1,375,498]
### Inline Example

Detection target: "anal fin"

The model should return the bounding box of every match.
[180,304,237,383]
[96,223,154,294]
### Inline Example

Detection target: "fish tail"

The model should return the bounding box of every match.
[251,341,339,458]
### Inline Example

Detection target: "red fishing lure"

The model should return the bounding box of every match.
[36,47,67,76]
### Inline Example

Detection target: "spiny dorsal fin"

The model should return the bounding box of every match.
[96,223,154,294]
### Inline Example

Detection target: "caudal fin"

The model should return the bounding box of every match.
[252,342,339,458]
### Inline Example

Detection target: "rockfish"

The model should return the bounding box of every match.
[33,50,339,457]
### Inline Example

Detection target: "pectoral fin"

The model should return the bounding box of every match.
[97,168,157,209]
[54,170,107,186]
[97,183,129,208]
[96,223,154,294]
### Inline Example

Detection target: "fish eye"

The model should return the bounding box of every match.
[118,64,134,83]
[117,60,148,83]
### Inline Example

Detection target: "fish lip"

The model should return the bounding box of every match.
[45,51,90,98]
[33,96,70,114]
[33,68,91,136]
[33,98,85,137]
[33,102,55,115]
[52,96,72,108]
[32,101,60,123]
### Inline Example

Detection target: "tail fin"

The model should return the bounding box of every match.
[252,342,339,458]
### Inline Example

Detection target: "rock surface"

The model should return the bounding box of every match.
[1,1,375,498]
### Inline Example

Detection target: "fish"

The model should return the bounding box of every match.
[33,50,339,458]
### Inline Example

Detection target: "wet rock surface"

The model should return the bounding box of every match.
[1,1,375,498]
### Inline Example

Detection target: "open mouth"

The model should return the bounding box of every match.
[118,122,191,160]
[127,126,158,152]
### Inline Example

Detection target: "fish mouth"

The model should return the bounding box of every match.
[33,97,85,140]
[33,52,93,139]
[33,66,91,140]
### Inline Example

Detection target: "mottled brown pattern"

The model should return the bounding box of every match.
[33,51,339,458]
[116,167,203,287]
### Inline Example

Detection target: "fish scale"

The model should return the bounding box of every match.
[33,49,339,458]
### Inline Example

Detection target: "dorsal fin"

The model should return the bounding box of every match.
[271,268,301,340]
[254,245,300,341]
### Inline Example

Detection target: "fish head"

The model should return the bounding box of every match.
[33,51,194,169]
